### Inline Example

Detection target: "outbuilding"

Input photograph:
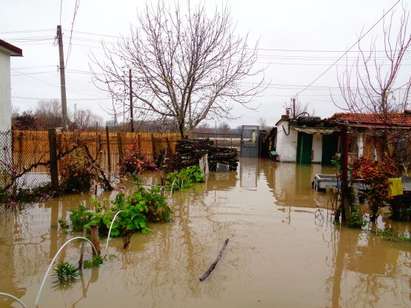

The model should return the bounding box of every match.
[275,114,338,164]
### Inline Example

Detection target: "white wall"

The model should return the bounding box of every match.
[276,120,298,162]
[0,51,11,132]
[0,51,12,174]
[276,120,324,163]
[312,133,323,163]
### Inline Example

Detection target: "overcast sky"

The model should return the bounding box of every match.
[1,0,410,127]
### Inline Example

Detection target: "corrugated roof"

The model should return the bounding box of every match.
[0,39,22,56]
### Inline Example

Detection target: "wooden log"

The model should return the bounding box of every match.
[199,238,229,282]
[90,226,101,256]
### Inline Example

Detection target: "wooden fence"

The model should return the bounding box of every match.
[11,129,180,176]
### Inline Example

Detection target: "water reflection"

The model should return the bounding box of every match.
[0,158,410,307]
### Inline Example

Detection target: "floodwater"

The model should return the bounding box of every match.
[1,158,410,308]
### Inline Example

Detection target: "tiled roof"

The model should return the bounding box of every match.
[328,112,411,127]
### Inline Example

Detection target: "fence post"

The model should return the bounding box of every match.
[48,128,59,189]
[117,132,124,165]
[17,132,23,172]
[137,134,142,152]
[166,137,171,154]
[105,126,112,175]
[151,134,156,161]
[11,129,15,165]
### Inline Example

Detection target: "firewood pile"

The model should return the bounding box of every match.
[167,139,238,171]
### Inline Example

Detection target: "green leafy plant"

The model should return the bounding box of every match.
[69,187,171,238]
[69,204,94,232]
[84,255,104,268]
[53,262,79,286]
[58,219,69,232]
[347,206,365,228]
[165,165,205,191]
[376,228,411,242]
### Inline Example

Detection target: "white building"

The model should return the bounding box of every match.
[0,39,22,171]
[275,115,338,164]
[0,39,22,132]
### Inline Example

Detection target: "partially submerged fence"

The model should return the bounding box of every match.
[1,129,180,189]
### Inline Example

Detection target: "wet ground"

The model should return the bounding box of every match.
[0,158,410,307]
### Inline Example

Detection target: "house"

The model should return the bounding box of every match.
[275,114,338,164]
[0,39,22,132]
[328,112,411,163]
[274,111,411,165]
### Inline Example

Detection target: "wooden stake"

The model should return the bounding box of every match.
[105,126,112,175]
[199,238,229,282]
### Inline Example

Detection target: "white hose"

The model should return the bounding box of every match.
[104,210,124,251]
[0,292,27,308]
[34,236,97,307]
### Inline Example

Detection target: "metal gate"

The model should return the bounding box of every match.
[240,125,259,157]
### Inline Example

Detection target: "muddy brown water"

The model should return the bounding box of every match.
[0,158,410,308]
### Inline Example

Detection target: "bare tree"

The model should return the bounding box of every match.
[92,1,264,137]
[72,109,103,130]
[335,7,411,124]
[35,99,63,128]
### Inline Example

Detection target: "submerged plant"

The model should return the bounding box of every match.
[58,219,69,231]
[347,206,365,229]
[53,262,79,286]
[165,165,205,192]
[376,228,411,242]
[68,187,171,239]
[84,255,104,268]
[69,204,94,232]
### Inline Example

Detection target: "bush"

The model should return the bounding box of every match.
[60,150,94,193]
[352,158,398,221]
[68,186,171,238]
[347,206,365,228]
[120,145,157,176]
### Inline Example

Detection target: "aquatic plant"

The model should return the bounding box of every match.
[165,165,205,192]
[53,262,79,285]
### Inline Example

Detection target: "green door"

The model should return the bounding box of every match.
[297,132,313,164]
[321,133,338,165]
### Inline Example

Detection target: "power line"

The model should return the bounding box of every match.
[12,95,111,101]
[0,29,54,34]
[295,0,402,97]
[65,0,81,67]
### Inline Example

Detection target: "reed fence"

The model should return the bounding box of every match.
[2,129,180,188]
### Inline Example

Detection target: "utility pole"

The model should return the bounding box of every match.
[56,25,68,129]
[129,69,134,132]
[292,97,296,119]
